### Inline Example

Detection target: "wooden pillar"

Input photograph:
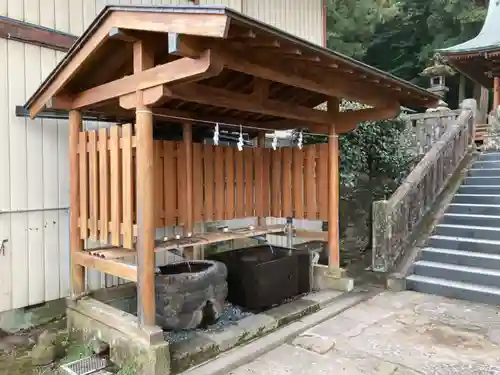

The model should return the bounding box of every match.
[458,74,466,104]
[69,110,85,295]
[257,132,266,227]
[494,77,500,111]
[134,40,156,326]
[183,123,195,258]
[327,98,340,267]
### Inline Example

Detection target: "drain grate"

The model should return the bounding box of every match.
[59,355,109,375]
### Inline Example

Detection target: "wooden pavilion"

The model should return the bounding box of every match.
[24,4,439,332]
[439,0,500,113]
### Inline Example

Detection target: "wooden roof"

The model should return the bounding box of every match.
[24,5,439,131]
[444,51,500,87]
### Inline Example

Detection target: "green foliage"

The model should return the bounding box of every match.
[327,0,487,83]
[303,101,415,194]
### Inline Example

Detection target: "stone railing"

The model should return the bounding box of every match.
[402,109,462,156]
[372,100,477,272]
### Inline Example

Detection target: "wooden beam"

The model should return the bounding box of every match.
[73,251,137,283]
[69,110,85,296]
[134,40,156,327]
[0,15,76,51]
[327,98,340,267]
[171,35,396,107]
[61,50,221,109]
[120,85,168,110]
[113,11,229,38]
[108,27,139,42]
[252,78,269,102]
[164,83,335,124]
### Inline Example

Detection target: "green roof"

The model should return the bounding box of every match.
[439,1,500,55]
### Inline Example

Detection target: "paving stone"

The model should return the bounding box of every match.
[228,343,398,375]
[336,302,395,325]
[292,333,335,354]
[304,314,369,339]
[302,290,343,308]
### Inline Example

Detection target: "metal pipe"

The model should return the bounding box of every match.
[0,207,69,214]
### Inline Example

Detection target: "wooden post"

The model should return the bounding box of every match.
[494,77,500,111]
[327,98,340,267]
[183,123,195,259]
[458,74,466,104]
[257,132,266,227]
[69,110,85,295]
[134,40,156,327]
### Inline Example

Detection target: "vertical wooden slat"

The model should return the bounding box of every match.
[203,144,214,221]
[304,145,317,219]
[317,144,329,221]
[88,131,99,240]
[292,147,304,219]
[261,148,271,218]
[122,124,133,249]
[110,126,121,246]
[193,143,203,223]
[255,133,265,222]
[225,147,235,220]
[177,142,187,225]
[99,128,109,242]
[234,147,245,218]
[70,111,85,295]
[271,148,281,218]
[163,141,177,226]
[244,148,254,217]
[79,132,88,240]
[154,141,164,228]
[281,148,293,218]
[214,146,225,220]
[183,123,194,233]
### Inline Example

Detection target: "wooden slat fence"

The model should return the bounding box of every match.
[77,126,329,248]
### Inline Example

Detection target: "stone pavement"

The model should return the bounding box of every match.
[229,291,500,375]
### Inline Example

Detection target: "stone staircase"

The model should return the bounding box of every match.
[407,151,500,304]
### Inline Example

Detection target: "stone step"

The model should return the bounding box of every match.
[452,194,500,205]
[420,247,500,270]
[413,260,500,288]
[458,185,500,195]
[435,224,500,241]
[446,203,500,216]
[427,235,500,254]
[472,160,500,169]
[468,168,500,177]
[478,152,500,161]
[463,176,500,185]
[406,274,500,305]
[441,213,500,227]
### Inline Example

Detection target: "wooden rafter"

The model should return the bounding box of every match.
[169,34,399,107]
[53,50,222,110]
[164,83,336,124]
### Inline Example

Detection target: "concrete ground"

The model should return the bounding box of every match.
[228,291,500,375]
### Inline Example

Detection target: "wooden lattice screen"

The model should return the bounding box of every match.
[77,125,329,248]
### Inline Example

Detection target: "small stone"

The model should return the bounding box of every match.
[37,330,57,346]
[89,337,109,355]
[31,342,57,366]
[292,333,336,354]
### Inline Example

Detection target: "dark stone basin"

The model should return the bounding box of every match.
[155,260,228,331]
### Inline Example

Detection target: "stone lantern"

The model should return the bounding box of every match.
[420,53,455,106]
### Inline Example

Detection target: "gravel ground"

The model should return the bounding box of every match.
[164,303,253,344]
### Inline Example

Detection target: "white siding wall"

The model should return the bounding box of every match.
[0,0,323,312]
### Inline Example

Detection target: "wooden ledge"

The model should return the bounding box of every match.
[154,224,286,253]
[73,251,137,282]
